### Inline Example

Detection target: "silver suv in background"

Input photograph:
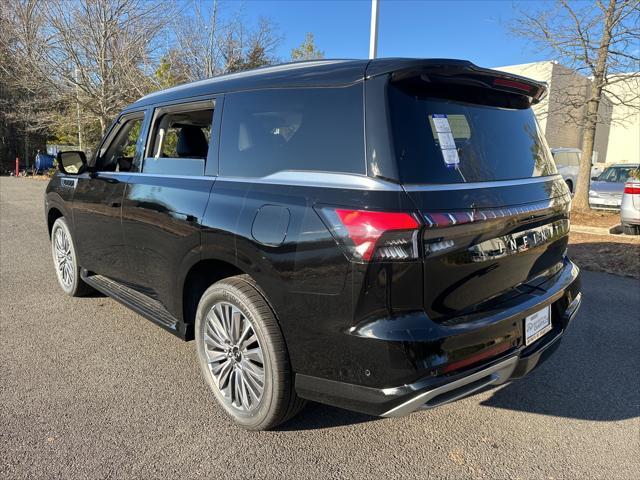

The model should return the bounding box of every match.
[621,179,640,235]
[551,148,580,193]
[590,163,640,210]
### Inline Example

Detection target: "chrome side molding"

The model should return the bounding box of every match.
[220,171,404,191]
[404,175,563,192]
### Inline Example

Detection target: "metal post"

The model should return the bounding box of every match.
[15,157,19,177]
[369,0,379,59]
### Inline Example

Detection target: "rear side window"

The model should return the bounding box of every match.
[388,84,557,184]
[219,86,364,177]
[143,102,214,176]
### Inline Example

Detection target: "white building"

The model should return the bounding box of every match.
[496,61,639,166]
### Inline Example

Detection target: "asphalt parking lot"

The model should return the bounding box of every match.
[1,177,639,479]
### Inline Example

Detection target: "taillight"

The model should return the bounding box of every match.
[316,207,421,262]
[624,182,640,195]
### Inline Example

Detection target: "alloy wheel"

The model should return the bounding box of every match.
[53,226,74,288]
[203,302,265,412]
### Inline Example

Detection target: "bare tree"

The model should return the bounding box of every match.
[2,0,175,150]
[2,0,282,157]
[173,1,281,80]
[513,0,640,211]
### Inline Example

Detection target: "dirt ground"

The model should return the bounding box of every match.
[569,232,640,279]
[571,209,620,229]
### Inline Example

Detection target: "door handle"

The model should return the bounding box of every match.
[170,212,198,222]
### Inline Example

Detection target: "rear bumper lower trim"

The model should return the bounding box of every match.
[380,356,519,418]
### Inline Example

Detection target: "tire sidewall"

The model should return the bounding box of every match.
[195,281,279,429]
[51,217,81,296]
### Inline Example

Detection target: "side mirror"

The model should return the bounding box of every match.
[57,151,87,175]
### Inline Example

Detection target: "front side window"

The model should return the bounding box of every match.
[97,115,145,172]
[388,83,557,184]
[219,86,365,178]
[143,104,214,176]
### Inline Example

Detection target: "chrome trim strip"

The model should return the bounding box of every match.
[60,177,78,188]
[218,171,404,191]
[564,292,582,323]
[88,171,402,190]
[380,356,519,418]
[94,172,214,180]
[403,175,562,192]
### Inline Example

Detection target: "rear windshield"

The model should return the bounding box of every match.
[388,84,556,184]
[597,166,638,183]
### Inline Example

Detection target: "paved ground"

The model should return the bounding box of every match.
[1,177,639,480]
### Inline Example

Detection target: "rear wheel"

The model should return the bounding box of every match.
[50,217,94,297]
[623,224,640,235]
[195,275,305,430]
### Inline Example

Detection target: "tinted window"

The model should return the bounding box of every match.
[219,86,364,177]
[388,84,556,184]
[143,107,213,176]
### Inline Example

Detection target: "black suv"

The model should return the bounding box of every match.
[46,59,581,430]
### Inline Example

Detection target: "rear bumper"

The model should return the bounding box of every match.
[295,260,581,417]
[620,203,640,225]
[589,197,621,210]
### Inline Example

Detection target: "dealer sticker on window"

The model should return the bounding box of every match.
[430,114,459,168]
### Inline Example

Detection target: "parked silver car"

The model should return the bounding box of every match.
[621,180,640,235]
[589,163,640,210]
[551,148,580,193]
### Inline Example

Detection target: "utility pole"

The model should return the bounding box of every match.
[369,0,379,59]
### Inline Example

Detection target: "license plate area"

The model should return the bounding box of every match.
[524,305,552,346]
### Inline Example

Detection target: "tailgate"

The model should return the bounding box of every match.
[405,179,571,322]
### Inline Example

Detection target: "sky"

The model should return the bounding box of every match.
[236,0,553,68]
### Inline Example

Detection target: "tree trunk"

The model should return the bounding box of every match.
[572,0,617,212]
[99,116,106,137]
[573,100,599,210]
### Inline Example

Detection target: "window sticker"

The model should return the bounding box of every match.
[430,114,460,168]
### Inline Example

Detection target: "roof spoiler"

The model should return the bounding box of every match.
[365,58,547,104]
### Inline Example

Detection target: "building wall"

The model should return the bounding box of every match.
[495,61,638,166]
[605,75,640,164]
[545,63,589,152]
[496,61,554,134]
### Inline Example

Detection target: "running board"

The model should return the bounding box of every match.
[82,272,182,336]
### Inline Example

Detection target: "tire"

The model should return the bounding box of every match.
[50,217,94,297]
[195,275,305,430]
[623,224,640,235]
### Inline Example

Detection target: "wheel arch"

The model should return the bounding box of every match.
[182,257,250,340]
[47,207,65,238]
[565,178,574,193]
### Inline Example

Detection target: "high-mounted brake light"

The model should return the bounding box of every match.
[493,77,532,93]
[317,208,420,262]
[624,182,640,195]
